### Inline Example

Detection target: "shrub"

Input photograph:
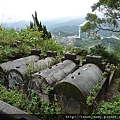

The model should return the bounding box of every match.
[90,44,120,65]
[93,95,120,115]
[0,84,61,118]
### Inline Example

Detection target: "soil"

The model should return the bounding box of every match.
[100,79,120,102]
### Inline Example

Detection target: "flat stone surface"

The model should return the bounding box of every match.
[0,100,41,120]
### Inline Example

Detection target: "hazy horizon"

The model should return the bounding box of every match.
[0,0,99,23]
[1,16,85,24]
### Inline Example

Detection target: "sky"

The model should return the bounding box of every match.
[0,0,99,23]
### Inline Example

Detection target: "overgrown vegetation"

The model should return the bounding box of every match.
[0,8,120,118]
[0,13,64,119]
[93,95,120,115]
[86,72,107,106]
[0,25,63,63]
[89,44,120,65]
[0,84,61,119]
[93,78,120,115]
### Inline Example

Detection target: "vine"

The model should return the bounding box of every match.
[86,72,108,106]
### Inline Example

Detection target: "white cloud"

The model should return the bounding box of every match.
[0,0,99,22]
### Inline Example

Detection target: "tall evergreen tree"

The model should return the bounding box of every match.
[30,21,33,28]
[48,31,52,39]
[38,21,43,31]
[34,11,39,28]
[31,11,52,39]
[42,25,48,39]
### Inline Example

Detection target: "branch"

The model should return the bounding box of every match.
[99,27,120,32]
[32,14,38,31]
[95,23,120,33]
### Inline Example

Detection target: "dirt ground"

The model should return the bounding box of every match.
[100,78,120,102]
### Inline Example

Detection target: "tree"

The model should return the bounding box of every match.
[31,11,52,39]
[38,21,43,31]
[47,31,52,39]
[114,43,120,57]
[42,25,48,39]
[90,44,106,56]
[30,21,33,28]
[90,44,120,64]
[81,0,120,38]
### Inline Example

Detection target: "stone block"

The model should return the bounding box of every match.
[64,53,76,60]
[86,55,102,64]
[46,51,57,57]
[31,49,41,56]
[74,58,80,65]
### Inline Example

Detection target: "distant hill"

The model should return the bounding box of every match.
[49,18,85,29]
[51,25,78,37]
[42,17,85,30]
[75,37,120,49]
[101,37,120,48]
[1,17,85,32]
[1,17,119,39]
[11,21,29,29]
[50,18,85,36]
[1,20,29,30]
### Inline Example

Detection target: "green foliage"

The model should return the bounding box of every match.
[114,43,120,58]
[93,95,120,115]
[86,72,106,106]
[74,38,101,48]
[51,25,79,37]
[0,26,42,62]
[45,85,53,92]
[0,27,20,45]
[67,47,82,54]
[0,84,29,110]
[0,46,18,62]
[42,39,63,55]
[31,11,52,39]
[91,76,120,116]
[0,25,64,63]
[81,0,120,37]
[0,84,61,118]
[101,51,120,65]
[74,37,120,50]
[40,99,61,114]
[90,44,120,64]
[115,65,120,78]
[86,96,92,106]
[64,44,74,53]
[90,44,106,55]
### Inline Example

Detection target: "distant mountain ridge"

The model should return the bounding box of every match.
[1,20,29,29]
[49,18,85,37]
[1,17,120,39]
[1,17,85,31]
[43,17,85,30]
[51,25,79,37]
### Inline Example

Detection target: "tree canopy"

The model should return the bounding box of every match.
[30,11,52,39]
[81,0,120,38]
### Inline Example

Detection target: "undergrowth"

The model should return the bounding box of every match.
[0,84,61,119]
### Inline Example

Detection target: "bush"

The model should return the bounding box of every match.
[93,95,120,115]
[41,39,64,55]
[0,84,61,118]
[102,51,120,65]
[0,26,64,62]
[90,44,120,65]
